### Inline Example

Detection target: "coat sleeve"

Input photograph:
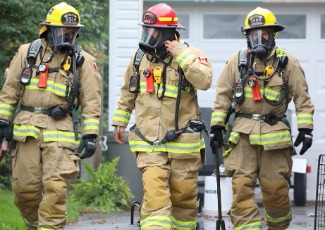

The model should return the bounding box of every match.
[210,53,238,127]
[111,57,137,128]
[287,54,314,130]
[0,44,28,122]
[172,42,212,90]
[78,51,102,136]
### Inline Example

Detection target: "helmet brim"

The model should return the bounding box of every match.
[39,21,84,28]
[243,24,284,33]
[139,23,185,30]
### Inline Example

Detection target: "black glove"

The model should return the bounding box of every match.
[294,128,313,155]
[209,126,225,154]
[77,134,97,159]
[0,120,12,141]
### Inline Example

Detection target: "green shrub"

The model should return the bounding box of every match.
[69,157,134,212]
[0,154,13,190]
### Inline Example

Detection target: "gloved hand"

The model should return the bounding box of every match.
[0,120,12,141]
[294,128,313,155]
[77,134,97,159]
[209,125,225,154]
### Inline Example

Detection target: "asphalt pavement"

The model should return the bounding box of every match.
[65,202,316,230]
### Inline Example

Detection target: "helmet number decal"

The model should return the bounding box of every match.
[249,15,265,27]
[61,13,79,25]
[143,11,157,25]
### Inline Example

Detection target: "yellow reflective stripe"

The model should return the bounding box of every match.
[129,140,154,152]
[43,130,80,144]
[264,210,292,223]
[234,221,262,230]
[113,109,131,123]
[38,228,53,230]
[211,111,227,123]
[0,103,15,117]
[223,147,232,157]
[263,88,281,101]
[171,216,196,230]
[249,130,291,145]
[26,79,66,97]
[228,132,240,144]
[244,87,280,101]
[140,215,172,229]
[297,113,313,125]
[165,141,201,153]
[176,50,195,68]
[139,82,191,98]
[158,17,177,22]
[129,137,204,153]
[83,119,99,131]
[13,125,40,139]
[200,137,205,148]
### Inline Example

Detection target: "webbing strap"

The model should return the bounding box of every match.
[133,49,145,72]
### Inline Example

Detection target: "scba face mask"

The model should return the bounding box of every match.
[49,27,78,52]
[248,28,274,59]
[138,27,175,59]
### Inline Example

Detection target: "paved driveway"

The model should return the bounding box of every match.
[65,202,316,230]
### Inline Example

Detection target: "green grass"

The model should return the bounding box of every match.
[0,189,25,230]
[0,188,83,229]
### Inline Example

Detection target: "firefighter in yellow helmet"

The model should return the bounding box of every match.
[210,7,314,230]
[0,2,101,229]
[112,3,212,229]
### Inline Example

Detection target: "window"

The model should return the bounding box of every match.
[276,15,306,39]
[202,14,306,39]
[321,15,325,39]
[178,14,189,39]
[203,14,245,39]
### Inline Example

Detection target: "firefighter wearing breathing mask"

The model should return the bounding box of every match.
[112,3,212,229]
[0,2,101,229]
[210,7,314,230]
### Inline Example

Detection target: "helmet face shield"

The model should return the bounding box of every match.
[139,27,163,53]
[248,28,274,59]
[49,27,78,52]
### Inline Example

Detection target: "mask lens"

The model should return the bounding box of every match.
[248,29,273,49]
[50,27,78,52]
[140,27,162,49]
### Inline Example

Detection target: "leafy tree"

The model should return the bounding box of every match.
[0,0,108,81]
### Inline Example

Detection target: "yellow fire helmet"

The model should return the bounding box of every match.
[242,7,284,34]
[39,2,84,38]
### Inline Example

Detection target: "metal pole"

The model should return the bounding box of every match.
[214,141,226,230]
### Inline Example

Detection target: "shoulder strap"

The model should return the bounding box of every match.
[238,48,248,72]
[27,39,42,65]
[133,49,145,72]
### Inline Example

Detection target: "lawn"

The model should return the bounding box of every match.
[0,189,82,229]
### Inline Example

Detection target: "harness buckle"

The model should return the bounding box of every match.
[33,107,43,114]
[251,114,262,120]
[153,140,162,146]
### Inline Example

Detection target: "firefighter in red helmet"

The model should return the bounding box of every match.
[112,3,212,230]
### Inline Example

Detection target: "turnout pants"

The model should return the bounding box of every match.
[11,134,79,230]
[224,134,293,230]
[137,151,202,230]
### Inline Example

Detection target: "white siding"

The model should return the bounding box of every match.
[108,0,143,132]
